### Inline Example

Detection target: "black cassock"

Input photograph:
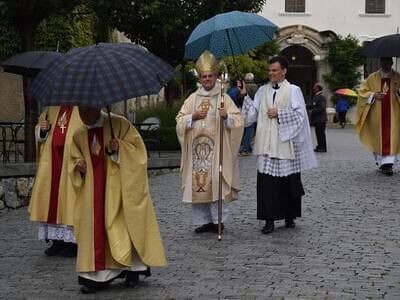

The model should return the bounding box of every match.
[257,172,304,221]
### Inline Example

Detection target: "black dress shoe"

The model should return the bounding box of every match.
[125,271,139,287]
[262,221,274,234]
[381,164,393,176]
[44,240,68,256]
[314,148,327,153]
[285,219,296,228]
[59,243,77,257]
[195,223,214,233]
[80,285,97,294]
[78,276,110,294]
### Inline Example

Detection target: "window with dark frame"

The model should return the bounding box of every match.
[365,0,385,13]
[285,0,306,13]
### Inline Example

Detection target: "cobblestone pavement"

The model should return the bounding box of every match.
[1,128,400,299]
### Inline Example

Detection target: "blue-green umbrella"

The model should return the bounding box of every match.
[184,10,278,60]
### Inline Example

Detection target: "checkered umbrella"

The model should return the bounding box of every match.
[30,43,177,108]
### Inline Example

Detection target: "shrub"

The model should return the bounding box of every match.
[134,102,183,150]
[323,35,365,106]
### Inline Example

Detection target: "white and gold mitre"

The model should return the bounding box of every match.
[195,50,219,75]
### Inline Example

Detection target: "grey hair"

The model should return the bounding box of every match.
[244,73,254,82]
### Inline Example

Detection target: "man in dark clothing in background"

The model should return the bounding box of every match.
[309,83,327,152]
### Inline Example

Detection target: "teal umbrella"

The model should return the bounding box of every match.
[184,10,277,60]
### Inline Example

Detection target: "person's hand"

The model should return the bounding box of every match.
[75,160,86,175]
[237,81,247,95]
[374,92,386,100]
[40,120,50,132]
[218,107,227,120]
[267,108,278,118]
[192,110,207,121]
[109,139,119,152]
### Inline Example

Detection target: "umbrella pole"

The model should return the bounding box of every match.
[225,29,238,75]
[217,80,225,241]
[106,106,116,156]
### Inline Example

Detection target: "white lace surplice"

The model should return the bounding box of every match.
[38,223,76,243]
[242,84,317,177]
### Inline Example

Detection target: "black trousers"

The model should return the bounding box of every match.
[338,111,347,123]
[314,122,327,151]
[257,172,304,221]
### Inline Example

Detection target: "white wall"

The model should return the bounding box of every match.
[261,0,399,42]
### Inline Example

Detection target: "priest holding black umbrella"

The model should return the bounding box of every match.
[355,57,400,176]
[29,42,176,293]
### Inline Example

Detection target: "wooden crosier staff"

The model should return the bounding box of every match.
[217,77,225,241]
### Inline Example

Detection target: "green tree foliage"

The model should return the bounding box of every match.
[0,22,20,59]
[222,40,279,84]
[35,5,97,53]
[0,0,90,161]
[90,0,267,67]
[323,35,365,104]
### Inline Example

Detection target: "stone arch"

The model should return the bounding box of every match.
[274,25,337,107]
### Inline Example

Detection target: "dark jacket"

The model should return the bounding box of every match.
[309,92,327,124]
[235,82,259,108]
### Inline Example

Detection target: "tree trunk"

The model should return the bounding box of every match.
[164,82,178,107]
[23,77,38,162]
[20,24,37,162]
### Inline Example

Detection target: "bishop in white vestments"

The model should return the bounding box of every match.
[176,51,244,233]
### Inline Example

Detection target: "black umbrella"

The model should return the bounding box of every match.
[361,33,400,57]
[0,51,63,77]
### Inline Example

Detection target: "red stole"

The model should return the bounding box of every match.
[381,78,391,155]
[47,106,73,224]
[88,127,106,271]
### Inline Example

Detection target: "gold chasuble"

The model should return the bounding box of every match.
[355,70,400,155]
[29,106,82,226]
[176,84,244,203]
[70,113,166,272]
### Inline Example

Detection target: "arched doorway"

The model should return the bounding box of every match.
[280,45,316,104]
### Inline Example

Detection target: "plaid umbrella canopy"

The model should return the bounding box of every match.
[30,43,177,108]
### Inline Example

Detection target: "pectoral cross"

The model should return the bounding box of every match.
[59,111,67,134]
[382,81,389,95]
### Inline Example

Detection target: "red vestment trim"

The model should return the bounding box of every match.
[47,106,73,224]
[381,78,391,155]
[88,127,106,271]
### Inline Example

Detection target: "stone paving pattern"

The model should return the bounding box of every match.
[1,128,400,299]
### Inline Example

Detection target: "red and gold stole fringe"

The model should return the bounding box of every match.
[47,106,74,224]
[381,78,391,155]
[88,127,106,271]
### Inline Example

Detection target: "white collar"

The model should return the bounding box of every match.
[86,112,105,129]
[199,83,221,96]
[381,69,392,78]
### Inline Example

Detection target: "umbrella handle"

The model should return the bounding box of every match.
[106,106,116,156]
[45,113,52,131]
